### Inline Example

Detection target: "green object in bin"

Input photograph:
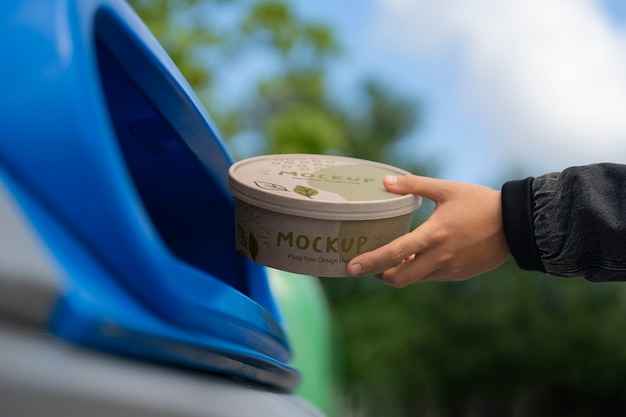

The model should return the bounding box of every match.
[268,268,335,416]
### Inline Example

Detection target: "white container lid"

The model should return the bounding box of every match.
[228,154,421,221]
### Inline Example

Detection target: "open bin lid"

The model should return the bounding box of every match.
[0,0,298,390]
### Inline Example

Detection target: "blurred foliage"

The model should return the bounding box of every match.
[129,1,626,416]
[325,263,626,416]
[128,0,426,173]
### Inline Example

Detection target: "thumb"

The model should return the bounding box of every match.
[384,174,449,202]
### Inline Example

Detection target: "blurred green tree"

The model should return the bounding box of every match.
[128,0,424,172]
[128,1,626,416]
[325,262,626,416]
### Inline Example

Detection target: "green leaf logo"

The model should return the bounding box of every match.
[248,230,259,261]
[237,225,247,247]
[294,185,319,199]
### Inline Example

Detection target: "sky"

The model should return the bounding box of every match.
[293,0,626,186]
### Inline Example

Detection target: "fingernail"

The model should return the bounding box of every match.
[384,175,397,186]
[348,263,362,276]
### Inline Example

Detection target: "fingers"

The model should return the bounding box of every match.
[375,263,434,288]
[371,247,450,287]
[375,256,464,287]
[373,256,433,288]
[346,175,448,278]
[384,174,450,202]
[347,175,507,287]
[347,225,430,277]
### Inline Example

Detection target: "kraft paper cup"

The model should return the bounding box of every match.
[228,154,421,277]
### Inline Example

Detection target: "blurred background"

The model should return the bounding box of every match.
[128,1,626,416]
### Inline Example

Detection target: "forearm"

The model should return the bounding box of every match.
[502,163,626,281]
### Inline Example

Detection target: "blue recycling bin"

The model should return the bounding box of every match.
[0,0,305,394]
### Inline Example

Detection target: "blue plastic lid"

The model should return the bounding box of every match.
[0,0,297,390]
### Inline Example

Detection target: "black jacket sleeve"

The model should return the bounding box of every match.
[501,163,626,282]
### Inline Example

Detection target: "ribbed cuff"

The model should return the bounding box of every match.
[501,178,545,272]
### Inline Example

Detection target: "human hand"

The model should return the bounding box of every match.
[346,175,511,287]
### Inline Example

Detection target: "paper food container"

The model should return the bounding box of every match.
[228,154,421,277]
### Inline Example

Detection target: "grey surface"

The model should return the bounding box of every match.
[0,176,60,327]
[0,321,324,417]
[0,177,325,417]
